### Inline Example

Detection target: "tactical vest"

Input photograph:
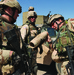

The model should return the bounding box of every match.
[24,21,40,44]
[0,17,20,50]
[55,25,74,53]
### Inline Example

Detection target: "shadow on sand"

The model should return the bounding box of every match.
[37,61,57,75]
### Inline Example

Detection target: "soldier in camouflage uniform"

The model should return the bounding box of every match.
[20,11,38,75]
[0,0,21,75]
[47,14,74,75]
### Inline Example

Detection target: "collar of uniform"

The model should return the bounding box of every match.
[0,16,15,27]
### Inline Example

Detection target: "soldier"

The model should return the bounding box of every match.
[20,10,38,75]
[47,14,74,75]
[0,0,22,75]
[28,6,34,11]
[20,10,52,75]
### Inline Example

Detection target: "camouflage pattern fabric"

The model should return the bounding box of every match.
[27,23,38,75]
[55,25,74,53]
[0,16,20,75]
[54,25,74,75]
[56,61,71,75]
[2,64,14,75]
[21,21,38,75]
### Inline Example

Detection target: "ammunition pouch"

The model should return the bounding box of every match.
[65,45,74,60]
[58,45,74,60]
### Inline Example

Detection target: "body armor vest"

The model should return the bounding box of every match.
[0,17,20,50]
[55,25,74,53]
[0,16,20,64]
[25,21,40,44]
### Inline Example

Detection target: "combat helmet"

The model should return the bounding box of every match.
[27,11,37,19]
[48,14,64,25]
[28,6,34,11]
[0,0,22,13]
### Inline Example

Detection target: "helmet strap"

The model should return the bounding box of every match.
[2,7,16,23]
[55,20,64,31]
[12,8,16,17]
[3,11,16,23]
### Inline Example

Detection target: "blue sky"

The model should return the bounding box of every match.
[1,0,74,26]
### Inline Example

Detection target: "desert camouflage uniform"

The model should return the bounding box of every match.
[0,16,20,75]
[48,14,74,75]
[0,0,21,75]
[20,11,39,75]
[52,24,74,75]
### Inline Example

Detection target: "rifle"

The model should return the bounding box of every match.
[47,11,51,17]
[4,28,32,75]
[44,11,51,25]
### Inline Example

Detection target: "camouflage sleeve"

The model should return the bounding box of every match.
[20,24,29,41]
[67,18,74,32]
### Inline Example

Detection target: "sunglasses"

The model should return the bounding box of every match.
[52,18,64,23]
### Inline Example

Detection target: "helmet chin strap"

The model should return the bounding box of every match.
[1,6,16,23]
[55,20,64,31]
[57,24,59,31]
[4,11,16,23]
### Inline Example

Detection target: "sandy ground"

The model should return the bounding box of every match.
[37,70,46,75]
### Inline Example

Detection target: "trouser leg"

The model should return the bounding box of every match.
[31,51,38,75]
[31,59,38,75]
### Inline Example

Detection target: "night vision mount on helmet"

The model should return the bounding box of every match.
[27,11,37,19]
